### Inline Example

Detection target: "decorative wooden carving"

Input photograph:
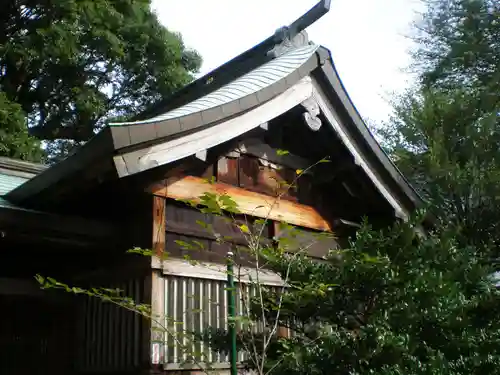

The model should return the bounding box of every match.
[301,96,322,131]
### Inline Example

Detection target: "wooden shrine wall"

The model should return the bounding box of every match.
[150,141,341,263]
[146,141,346,372]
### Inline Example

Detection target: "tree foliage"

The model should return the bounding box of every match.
[413,0,500,94]
[0,0,201,160]
[380,0,500,256]
[0,91,43,161]
[202,215,500,375]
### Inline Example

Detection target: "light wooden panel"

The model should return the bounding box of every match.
[152,175,332,232]
[151,197,166,367]
[152,196,166,256]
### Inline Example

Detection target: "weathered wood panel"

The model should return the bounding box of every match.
[217,156,239,186]
[164,202,269,266]
[275,224,339,259]
[153,196,166,257]
[74,276,148,373]
[0,295,73,375]
[238,154,298,201]
[153,176,333,232]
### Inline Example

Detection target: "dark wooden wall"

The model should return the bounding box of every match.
[0,188,154,375]
[0,294,73,375]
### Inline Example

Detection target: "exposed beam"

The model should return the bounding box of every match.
[151,257,284,286]
[234,139,309,171]
[195,149,208,162]
[151,175,333,232]
[151,196,166,367]
[288,0,331,37]
[0,204,118,247]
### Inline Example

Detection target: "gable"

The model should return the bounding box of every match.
[3,1,424,225]
[115,71,415,221]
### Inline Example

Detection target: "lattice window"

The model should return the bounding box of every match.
[161,273,283,369]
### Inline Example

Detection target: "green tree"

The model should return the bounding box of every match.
[1,0,201,161]
[412,0,500,94]
[0,92,44,161]
[197,213,500,375]
[379,0,500,257]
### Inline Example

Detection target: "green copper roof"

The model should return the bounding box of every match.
[0,173,28,196]
[0,157,43,208]
[0,173,31,209]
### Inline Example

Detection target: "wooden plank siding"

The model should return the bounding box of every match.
[74,277,148,373]
[0,295,73,375]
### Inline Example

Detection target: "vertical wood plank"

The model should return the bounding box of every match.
[151,196,166,368]
[153,196,166,257]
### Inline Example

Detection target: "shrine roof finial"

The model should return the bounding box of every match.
[268,0,331,58]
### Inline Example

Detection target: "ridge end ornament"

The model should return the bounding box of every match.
[267,29,310,58]
[267,0,331,58]
[301,96,322,131]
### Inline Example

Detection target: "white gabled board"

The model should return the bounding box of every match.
[114,76,315,178]
[310,80,409,220]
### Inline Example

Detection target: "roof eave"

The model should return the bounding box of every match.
[0,202,119,248]
[313,46,432,222]
[110,49,321,153]
[0,157,47,177]
[5,128,115,205]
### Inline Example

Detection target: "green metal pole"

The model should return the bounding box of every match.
[227,251,238,375]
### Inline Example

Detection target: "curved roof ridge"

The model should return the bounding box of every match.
[110,44,320,127]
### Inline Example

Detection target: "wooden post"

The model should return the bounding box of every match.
[152,196,166,257]
[151,196,166,368]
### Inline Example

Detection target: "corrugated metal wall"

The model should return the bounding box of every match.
[161,274,282,368]
[75,277,147,373]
